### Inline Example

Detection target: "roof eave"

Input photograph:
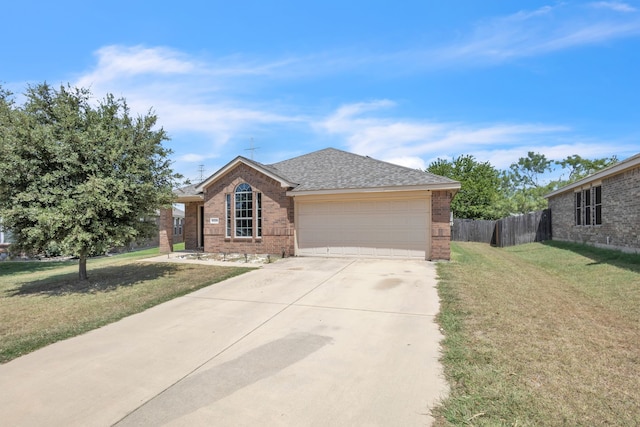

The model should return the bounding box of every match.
[174,195,204,203]
[286,183,461,197]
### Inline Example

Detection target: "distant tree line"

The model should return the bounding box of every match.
[427,152,618,220]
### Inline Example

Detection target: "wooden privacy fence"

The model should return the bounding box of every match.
[451,219,495,243]
[452,209,551,248]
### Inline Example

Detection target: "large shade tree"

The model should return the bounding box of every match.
[501,151,554,214]
[427,155,504,220]
[0,83,180,280]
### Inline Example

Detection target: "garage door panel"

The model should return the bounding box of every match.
[343,202,362,213]
[296,198,429,259]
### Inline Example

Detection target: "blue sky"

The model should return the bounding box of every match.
[3,0,639,182]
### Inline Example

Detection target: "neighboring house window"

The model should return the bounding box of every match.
[235,183,253,237]
[575,192,582,226]
[594,186,602,225]
[178,219,183,235]
[174,218,178,235]
[225,194,231,238]
[584,188,592,226]
[575,186,602,226]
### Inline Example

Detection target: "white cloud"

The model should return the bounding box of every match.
[76,45,195,89]
[316,101,640,170]
[153,101,302,142]
[434,3,640,64]
[72,45,307,154]
[386,156,427,170]
[177,153,217,163]
[67,35,638,174]
[318,100,445,156]
[590,2,637,13]
[75,45,343,92]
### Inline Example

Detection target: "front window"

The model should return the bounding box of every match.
[235,183,253,237]
[257,193,262,237]
[225,194,231,238]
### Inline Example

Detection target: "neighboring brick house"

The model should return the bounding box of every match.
[172,207,185,244]
[545,152,640,254]
[0,225,9,245]
[161,148,460,260]
[0,222,10,259]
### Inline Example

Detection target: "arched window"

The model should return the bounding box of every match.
[235,183,253,237]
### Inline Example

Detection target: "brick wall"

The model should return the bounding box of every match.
[183,202,201,250]
[549,165,640,253]
[158,207,173,253]
[431,190,453,260]
[202,163,295,256]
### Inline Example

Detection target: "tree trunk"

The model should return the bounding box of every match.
[79,254,88,281]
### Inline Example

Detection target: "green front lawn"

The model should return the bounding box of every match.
[0,248,252,363]
[434,241,640,426]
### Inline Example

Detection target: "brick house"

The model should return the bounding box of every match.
[160,148,460,260]
[172,207,185,244]
[0,221,10,259]
[545,152,640,254]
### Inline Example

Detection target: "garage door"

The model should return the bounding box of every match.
[296,197,429,259]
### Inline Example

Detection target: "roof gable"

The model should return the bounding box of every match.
[195,156,297,192]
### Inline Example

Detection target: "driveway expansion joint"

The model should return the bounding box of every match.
[291,303,436,317]
[183,295,290,306]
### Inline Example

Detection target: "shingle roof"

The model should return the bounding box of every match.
[172,207,185,218]
[175,147,459,199]
[174,183,201,198]
[269,148,459,192]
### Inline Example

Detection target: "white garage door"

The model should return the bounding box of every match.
[296,197,429,259]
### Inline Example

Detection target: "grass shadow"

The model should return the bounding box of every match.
[542,240,640,273]
[0,260,77,275]
[7,262,181,297]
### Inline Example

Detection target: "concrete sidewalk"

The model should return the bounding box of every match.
[0,257,448,426]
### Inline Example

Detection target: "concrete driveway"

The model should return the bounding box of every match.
[0,257,448,426]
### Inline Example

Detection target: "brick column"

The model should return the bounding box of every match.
[184,202,200,250]
[159,207,174,253]
[431,191,453,260]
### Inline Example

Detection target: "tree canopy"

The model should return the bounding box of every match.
[556,154,618,182]
[499,151,555,214]
[0,83,180,279]
[427,155,502,220]
[499,152,618,215]
[428,151,619,219]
